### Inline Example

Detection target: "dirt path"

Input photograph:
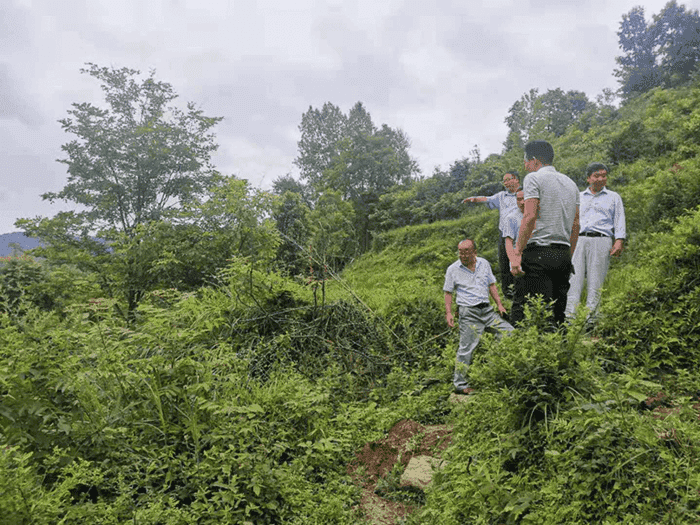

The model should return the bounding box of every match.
[347,394,469,524]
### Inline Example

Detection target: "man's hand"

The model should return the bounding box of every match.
[510,252,524,276]
[445,312,455,328]
[497,304,507,317]
[610,239,624,257]
[462,196,477,204]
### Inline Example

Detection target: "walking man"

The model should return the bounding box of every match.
[565,162,626,325]
[510,140,580,328]
[463,171,520,297]
[444,238,513,394]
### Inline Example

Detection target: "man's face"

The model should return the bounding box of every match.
[516,191,525,213]
[503,173,519,193]
[587,169,608,192]
[458,241,477,267]
[523,155,537,174]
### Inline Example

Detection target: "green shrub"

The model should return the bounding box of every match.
[621,159,700,233]
[417,308,700,524]
[597,206,700,372]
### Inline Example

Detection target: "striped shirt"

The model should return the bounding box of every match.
[523,166,580,246]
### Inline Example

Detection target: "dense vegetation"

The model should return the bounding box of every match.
[3,4,700,522]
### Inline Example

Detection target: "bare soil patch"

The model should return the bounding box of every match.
[348,419,452,524]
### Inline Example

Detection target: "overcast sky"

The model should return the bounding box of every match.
[1,0,697,233]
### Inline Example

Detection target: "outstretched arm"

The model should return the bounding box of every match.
[462,196,488,203]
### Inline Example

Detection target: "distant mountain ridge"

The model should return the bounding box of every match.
[0,232,44,257]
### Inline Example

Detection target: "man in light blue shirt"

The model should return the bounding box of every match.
[566,162,626,323]
[463,171,520,297]
[503,190,524,272]
[444,238,513,394]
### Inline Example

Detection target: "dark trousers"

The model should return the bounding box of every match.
[498,235,514,297]
[511,244,572,327]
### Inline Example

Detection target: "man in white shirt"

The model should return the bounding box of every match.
[444,238,513,394]
[565,162,626,324]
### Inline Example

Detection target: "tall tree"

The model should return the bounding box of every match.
[539,89,593,137]
[294,101,419,197]
[18,63,227,319]
[324,132,413,200]
[615,2,700,97]
[655,1,700,86]
[504,88,545,148]
[347,101,375,137]
[294,101,419,253]
[505,88,593,147]
[44,63,223,236]
[294,102,347,189]
[615,6,663,97]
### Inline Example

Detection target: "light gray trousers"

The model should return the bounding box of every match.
[565,236,613,319]
[454,304,514,390]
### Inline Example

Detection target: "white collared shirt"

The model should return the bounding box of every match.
[579,186,626,239]
[443,257,496,306]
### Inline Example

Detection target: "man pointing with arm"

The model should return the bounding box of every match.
[463,171,520,297]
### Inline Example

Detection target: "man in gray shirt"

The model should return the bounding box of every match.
[510,140,580,327]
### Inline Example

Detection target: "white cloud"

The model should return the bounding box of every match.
[1,0,700,233]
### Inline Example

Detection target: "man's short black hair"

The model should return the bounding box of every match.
[505,170,519,179]
[585,162,609,178]
[524,140,555,165]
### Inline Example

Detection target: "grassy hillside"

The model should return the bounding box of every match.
[337,199,700,523]
[331,83,700,523]
[2,82,700,523]
[332,207,500,311]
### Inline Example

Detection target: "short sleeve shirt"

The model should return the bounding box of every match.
[502,208,523,242]
[443,256,496,307]
[486,190,518,234]
[523,166,580,246]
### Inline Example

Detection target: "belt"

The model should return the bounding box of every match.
[580,231,609,238]
[525,243,569,250]
[462,302,489,309]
